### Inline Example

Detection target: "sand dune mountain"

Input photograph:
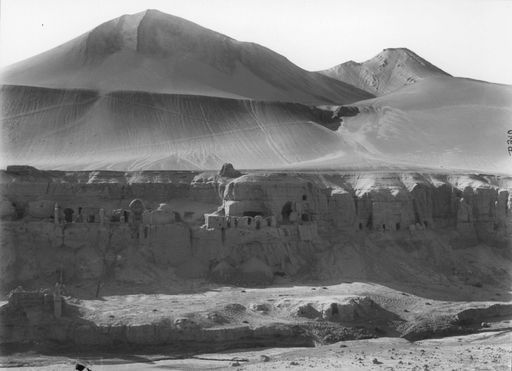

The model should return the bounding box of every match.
[0,9,372,105]
[319,48,450,95]
[1,10,510,173]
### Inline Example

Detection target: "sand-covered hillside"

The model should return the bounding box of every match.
[0,86,354,170]
[333,76,512,174]
[2,76,511,173]
[1,10,510,173]
[319,48,450,95]
[0,10,371,105]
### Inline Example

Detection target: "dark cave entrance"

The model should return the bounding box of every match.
[63,208,74,223]
[281,202,293,224]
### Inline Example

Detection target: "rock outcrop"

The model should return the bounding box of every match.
[219,163,242,179]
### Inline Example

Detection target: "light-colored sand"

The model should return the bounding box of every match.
[334,76,512,175]
[2,331,510,370]
[0,10,371,105]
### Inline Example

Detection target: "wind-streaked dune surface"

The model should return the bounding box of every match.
[336,77,512,174]
[0,9,510,173]
[1,86,361,170]
[0,9,371,105]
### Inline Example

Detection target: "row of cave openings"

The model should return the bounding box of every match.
[238,197,312,229]
[58,207,129,224]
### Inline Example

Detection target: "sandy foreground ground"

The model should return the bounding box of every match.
[1,330,510,370]
[1,281,511,370]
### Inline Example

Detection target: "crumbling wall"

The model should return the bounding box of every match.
[0,220,192,291]
[327,191,356,230]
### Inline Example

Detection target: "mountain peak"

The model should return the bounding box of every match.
[83,9,231,59]
[319,48,450,95]
[0,9,373,104]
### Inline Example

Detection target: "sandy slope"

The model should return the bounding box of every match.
[0,10,372,105]
[1,12,510,173]
[333,76,512,174]
[3,331,510,370]
[0,86,366,170]
[2,77,510,173]
[319,48,450,96]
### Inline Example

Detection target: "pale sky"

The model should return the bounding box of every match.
[1,0,511,84]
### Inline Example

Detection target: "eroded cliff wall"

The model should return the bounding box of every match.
[1,168,510,293]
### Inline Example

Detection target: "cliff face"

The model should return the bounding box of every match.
[1,169,510,292]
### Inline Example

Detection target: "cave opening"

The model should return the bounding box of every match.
[281,201,293,224]
[63,208,74,223]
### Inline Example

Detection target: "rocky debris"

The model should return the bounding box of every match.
[291,296,395,324]
[296,303,322,319]
[224,303,247,314]
[400,315,468,341]
[207,311,229,324]
[319,48,450,95]
[219,163,242,178]
[332,106,360,119]
[455,304,512,325]
[174,317,200,331]
[260,354,271,362]
[250,303,272,313]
